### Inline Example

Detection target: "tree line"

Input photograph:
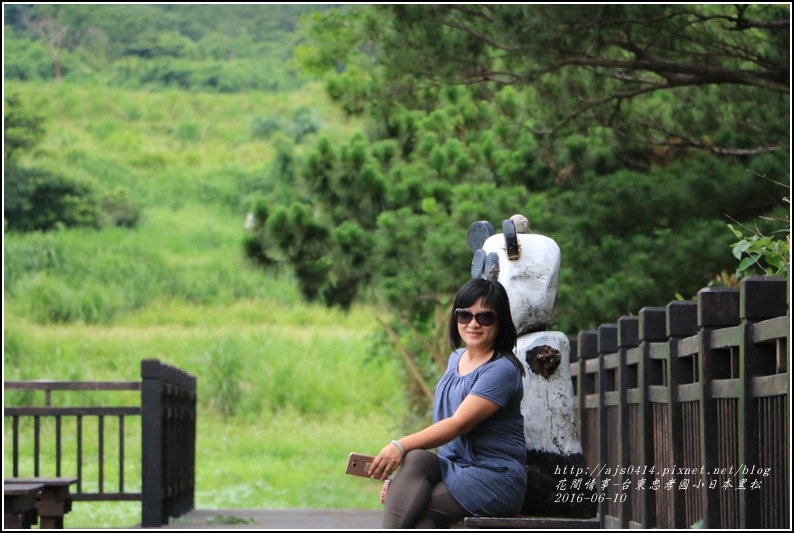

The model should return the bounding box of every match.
[3,3,332,91]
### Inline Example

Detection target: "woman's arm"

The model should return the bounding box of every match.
[368,394,500,481]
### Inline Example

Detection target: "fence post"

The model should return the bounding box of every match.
[617,316,639,528]
[738,276,788,529]
[597,323,618,527]
[637,306,667,528]
[576,330,599,497]
[697,287,740,529]
[165,364,197,519]
[141,359,164,528]
[664,300,699,528]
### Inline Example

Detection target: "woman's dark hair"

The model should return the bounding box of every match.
[448,278,525,377]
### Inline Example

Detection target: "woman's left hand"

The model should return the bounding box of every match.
[369,442,403,481]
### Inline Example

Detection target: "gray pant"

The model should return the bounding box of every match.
[382,449,469,529]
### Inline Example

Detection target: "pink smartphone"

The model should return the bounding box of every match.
[345,453,376,477]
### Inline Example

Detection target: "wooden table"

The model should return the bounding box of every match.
[4,482,44,529]
[4,478,78,529]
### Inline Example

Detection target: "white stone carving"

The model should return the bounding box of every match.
[481,233,560,335]
[516,331,582,456]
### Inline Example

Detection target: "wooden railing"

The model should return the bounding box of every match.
[570,276,789,529]
[4,359,197,528]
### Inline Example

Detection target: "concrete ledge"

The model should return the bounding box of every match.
[463,515,601,529]
[150,509,383,529]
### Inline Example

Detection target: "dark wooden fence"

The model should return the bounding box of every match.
[4,358,197,528]
[570,276,789,529]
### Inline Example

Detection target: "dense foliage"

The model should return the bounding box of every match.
[233,5,790,408]
[249,4,789,334]
[4,94,107,231]
[4,4,331,91]
[298,4,790,156]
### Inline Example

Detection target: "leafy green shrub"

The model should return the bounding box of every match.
[107,56,303,93]
[2,32,79,82]
[722,171,790,280]
[5,92,104,232]
[251,115,287,140]
[729,223,790,277]
[4,166,103,231]
[122,30,198,59]
[101,187,142,228]
[250,107,321,143]
[290,106,321,143]
[4,92,46,164]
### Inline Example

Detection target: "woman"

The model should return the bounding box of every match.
[368,278,527,528]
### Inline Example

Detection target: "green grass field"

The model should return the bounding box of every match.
[3,80,414,528]
[5,299,407,528]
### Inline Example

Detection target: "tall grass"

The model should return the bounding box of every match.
[4,310,405,528]
[3,80,413,528]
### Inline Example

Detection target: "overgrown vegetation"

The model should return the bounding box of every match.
[4,94,104,232]
[728,175,790,279]
[3,4,331,92]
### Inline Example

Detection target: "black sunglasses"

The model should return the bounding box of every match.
[455,308,497,327]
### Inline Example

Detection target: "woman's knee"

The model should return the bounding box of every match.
[401,449,440,476]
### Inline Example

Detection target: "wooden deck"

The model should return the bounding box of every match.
[150,509,383,529]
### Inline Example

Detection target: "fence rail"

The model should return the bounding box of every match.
[4,358,197,527]
[570,276,789,529]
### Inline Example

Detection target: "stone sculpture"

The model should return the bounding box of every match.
[467,215,597,518]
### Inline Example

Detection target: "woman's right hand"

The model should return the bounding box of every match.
[369,442,404,481]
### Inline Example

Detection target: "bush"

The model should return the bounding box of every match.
[4,92,46,164]
[101,187,142,228]
[4,166,103,231]
[250,115,287,140]
[250,107,321,143]
[290,106,321,143]
[3,34,71,81]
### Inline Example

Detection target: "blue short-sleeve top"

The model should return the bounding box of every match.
[434,348,527,517]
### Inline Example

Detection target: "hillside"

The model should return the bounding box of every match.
[2,79,407,528]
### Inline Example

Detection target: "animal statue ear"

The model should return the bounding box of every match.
[471,248,487,279]
[484,252,500,281]
[467,221,495,253]
[502,219,520,260]
[472,248,500,281]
